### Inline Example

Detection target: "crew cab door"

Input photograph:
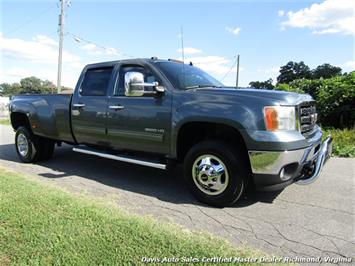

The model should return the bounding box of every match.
[106,64,172,154]
[71,66,114,146]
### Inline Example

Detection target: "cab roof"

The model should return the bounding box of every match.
[84,57,189,69]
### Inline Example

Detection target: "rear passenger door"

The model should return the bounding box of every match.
[71,66,114,146]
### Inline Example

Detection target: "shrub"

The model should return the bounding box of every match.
[274,72,355,128]
[322,128,355,157]
[274,83,305,94]
[288,79,322,99]
[316,72,355,128]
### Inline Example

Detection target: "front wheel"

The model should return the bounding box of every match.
[183,141,248,207]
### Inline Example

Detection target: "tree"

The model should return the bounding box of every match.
[277,61,311,84]
[20,76,44,94]
[249,78,274,89]
[42,80,56,93]
[18,77,54,94]
[0,83,11,96]
[11,83,22,95]
[0,77,62,96]
[311,63,342,79]
[0,82,21,96]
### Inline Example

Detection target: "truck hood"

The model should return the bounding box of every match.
[195,87,313,105]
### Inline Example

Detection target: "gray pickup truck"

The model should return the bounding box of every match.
[9,58,332,206]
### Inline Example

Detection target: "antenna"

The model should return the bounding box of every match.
[180,26,185,63]
[236,54,240,88]
[180,26,186,88]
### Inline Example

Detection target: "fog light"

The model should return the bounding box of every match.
[280,168,286,180]
[280,163,299,181]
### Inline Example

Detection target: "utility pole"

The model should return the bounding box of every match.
[236,54,240,88]
[56,0,65,94]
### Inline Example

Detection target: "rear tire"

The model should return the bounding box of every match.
[183,140,248,207]
[15,126,41,163]
[38,138,55,160]
[15,126,55,163]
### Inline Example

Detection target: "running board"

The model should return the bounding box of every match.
[72,147,167,170]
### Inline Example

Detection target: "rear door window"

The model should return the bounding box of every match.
[80,67,113,96]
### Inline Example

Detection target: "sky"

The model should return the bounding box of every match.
[0,0,354,88]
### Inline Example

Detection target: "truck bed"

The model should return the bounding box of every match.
[10,94,75,143]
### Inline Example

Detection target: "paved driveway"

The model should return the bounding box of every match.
[0,125,354,262]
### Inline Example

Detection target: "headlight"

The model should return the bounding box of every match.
[263,106,296,131]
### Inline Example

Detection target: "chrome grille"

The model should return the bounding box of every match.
[299,103,317,134]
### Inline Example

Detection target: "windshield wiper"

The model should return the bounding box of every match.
[184,85,219,90]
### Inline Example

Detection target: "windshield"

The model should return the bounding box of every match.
[155,61,224,90]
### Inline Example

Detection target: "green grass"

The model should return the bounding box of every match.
[322,128,355,157]
[0,118,10,125]
[0,168,268,266]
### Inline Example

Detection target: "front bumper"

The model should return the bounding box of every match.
[248,136,332,190]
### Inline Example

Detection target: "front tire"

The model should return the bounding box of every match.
[183,141,248,207]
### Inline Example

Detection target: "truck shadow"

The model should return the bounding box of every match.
[0,143,282,208]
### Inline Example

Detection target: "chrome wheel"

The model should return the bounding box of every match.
[17,133,29,157]
[192,154,229,195]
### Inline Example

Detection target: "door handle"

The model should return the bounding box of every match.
[109,105,124,110]
[73,103,86,108]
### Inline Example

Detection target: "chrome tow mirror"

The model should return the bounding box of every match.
[124,71,165,97]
